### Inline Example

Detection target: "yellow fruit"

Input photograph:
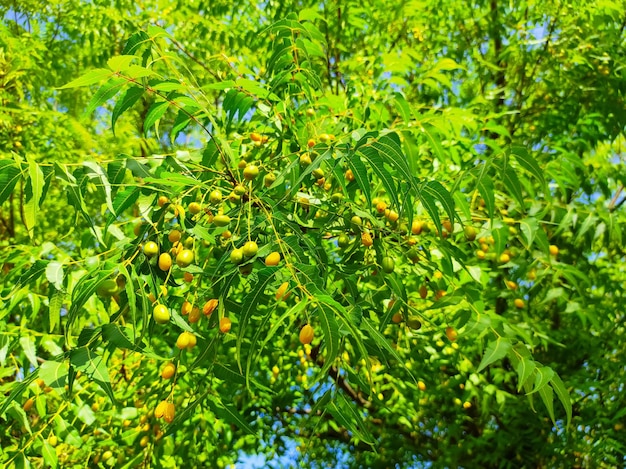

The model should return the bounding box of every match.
[176,249,194,268]
[242,241,258,258]
[219,317,232,334]
[307,139,315,148]
[506,280,517,290]
[528,269,537,281]
[549,245,559,256]
[157,196,169,207]
[464,225,477,241]
[176,331,196,350]
[153,305,170,324]
[188,306,201,323]
[163,402,175,423]
[250,132,262,142]
[476,250,486,260]
[361,232,373,247]
[514,298,525,309]
[445,327,458,342]
[181,301,193,316]
[264,173,276,187]
[203,299,218,316]
[435,290,447,300]
[161,362,176,380]
[433,271,443,280]
[386,210,399,222]
[188,202,202,214]
[102,450,113,461]
[265,251,281,266]
[499,253,510,263]
[299,324,314,344]
[411,220,424,235]
[23,397,34,412]
[300,154,312,166]
[418,381,426,391]
[168,230,181,243]
[154,400,168,418]
[276,282,289,301]
[463,401,472,409]
[158,253,172,271]
[143,241,159,257]
[345,169,355,182]
[375,201,387,214]
[209,190,222,204]
[139,435,149,447]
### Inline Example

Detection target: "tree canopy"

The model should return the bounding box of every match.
[1,1,625,467]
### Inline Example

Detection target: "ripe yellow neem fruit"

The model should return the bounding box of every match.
[153,304,170,324]
[188,306,201,323]
[300,154,312,166]
[242,241,258,258]
[391,312,402,324]
[158,253,172,271]
[168,230,181,244]
[203,299,218,316]
[514,298,525,309]
[163,402,175,423]
[476,249,486,260]
[350,215,362,229]
[275,282,289,301]
[157,196,169,207]
[418,381,426,391]
[549,244,559,256]
[23,397,34,412]
[176,331,196,350]
[319,133,331,143]
[386,210,399,223]
[143,241,159,257]
[375,201,387,214]
[307,139,315,148]
[230,248,244,264]
[445,327,458,342]
[250,132,262,142]
[243,164,259,180]
[219,317,232,334]
[161,362,176,380]
[176,249,194,268]
[506,280,517,290]
[265,251,281,266]
[155,401,167,418]
[209,190,222,204]
[299,324,314,345]
[499,253,511,263]
[181,301,193,316]
[411,220,424,235]
[213,214,231,227]
[345,169,355,182]
[361,232,373,247]
[234,184,247,196]
[188,202,202,214]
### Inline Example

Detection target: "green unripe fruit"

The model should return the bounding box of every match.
[213,215,231,227]
[381,257,395,274]
[407,318,422,330]
[300,154,312,166]
[153,304,170,324]
[331,193,344,203]
[312,168,324,179]
[242,241,258,258]
[350,216,362,229]
[337,234,350,248]
[97,279,119,297]
[234,185,247,196]
[464,225,477,241]
[264,173,276,187]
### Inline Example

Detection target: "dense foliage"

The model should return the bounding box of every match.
[1,1,625,467]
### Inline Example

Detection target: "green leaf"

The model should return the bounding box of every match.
[0,160,20,205]
[538,383,555,424]
[359,148,399,209]
[531,366,555,394]
[39,359,69,394]
[112,86,144,134]
[84,77,127,117]
[23,156,44,239]
[143,100,169,136]
[205,394,254,434]
[422,180,456,225]
[70,347,115,402]
[111,186,140,218]
[48,289,64,333]
[83,161,114,214]
[236,268,277,371]
[550,373,572,428]
[476,337,512,372]
[476,173,495,219]
[59,69,112,89]
[509,145,545,186]
[45,262,64,291]
[344,152,371,208]
[41,440,58,469]
[502,166,525,209]
[315,301,341,376]
[361,319,416,384]
[510,347,536,392]
[327,393,375,445]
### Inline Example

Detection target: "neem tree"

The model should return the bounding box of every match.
[1,1,625,467]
